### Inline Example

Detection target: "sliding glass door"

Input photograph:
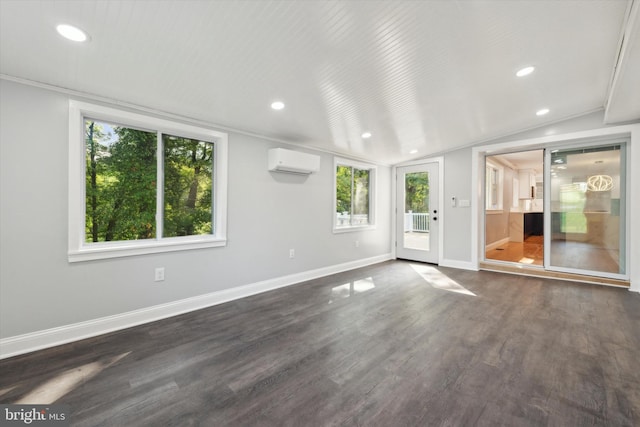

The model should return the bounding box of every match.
[546,143,626,277]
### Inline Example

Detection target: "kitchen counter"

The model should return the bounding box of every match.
[509,211,543,242]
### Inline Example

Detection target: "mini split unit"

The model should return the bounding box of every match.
[268,148,320,175]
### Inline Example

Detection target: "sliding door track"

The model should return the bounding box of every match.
[479,261,630,288]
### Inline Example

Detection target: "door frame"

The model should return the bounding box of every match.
[470,124,639,287]
[392,157,444,264]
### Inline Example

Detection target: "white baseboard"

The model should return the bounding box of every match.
[485,237,511,251]
[0,254,393,360]
[439,259,478,271]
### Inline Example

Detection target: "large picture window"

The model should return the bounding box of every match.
[69,101,228,261]
[334,158,376,231]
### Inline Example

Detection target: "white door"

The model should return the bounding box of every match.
[396,163,439,263]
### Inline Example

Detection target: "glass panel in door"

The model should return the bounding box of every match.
[403,172,430,251]
[548,144,626,275]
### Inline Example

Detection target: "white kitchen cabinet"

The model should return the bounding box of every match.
[518,169,536,199]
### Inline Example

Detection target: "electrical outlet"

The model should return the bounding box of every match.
[155,267,165,282]
[355,240,360,248]
[289,249,295,258]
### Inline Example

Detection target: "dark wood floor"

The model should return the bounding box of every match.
[1,260,639,426]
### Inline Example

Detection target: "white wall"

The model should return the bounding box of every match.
[441,148,473,266]
[0,79,392,342]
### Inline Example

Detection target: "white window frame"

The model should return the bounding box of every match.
[68,100,228,262]
[333,157,377,233]
[485,158,504,212]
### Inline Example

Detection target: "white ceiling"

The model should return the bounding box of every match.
[492,150,543,175]
[1,0,639,164]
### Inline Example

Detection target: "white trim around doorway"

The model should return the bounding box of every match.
[471,123,640,292]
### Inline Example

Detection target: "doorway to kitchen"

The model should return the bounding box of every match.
[484,150,544,266]
[482,140,628,283]
[473,127,634,288]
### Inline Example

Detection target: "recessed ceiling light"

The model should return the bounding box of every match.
[536,108,550,116]
[361,132,372,139]
[516,66,535,77]
[271,101,285,110]
[409,149,418,154]
[56,24,89,42]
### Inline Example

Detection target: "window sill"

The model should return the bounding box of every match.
[333,225,376,234]
[485,210,504,215]
[69,237,226,262]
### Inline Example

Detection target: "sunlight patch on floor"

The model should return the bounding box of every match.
[15,351,131,404]
[410,264,476,296]
[329,277,375,303]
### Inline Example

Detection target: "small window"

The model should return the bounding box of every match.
[69,101,228,261]
[485,159,503,211]
[334,158,376,232]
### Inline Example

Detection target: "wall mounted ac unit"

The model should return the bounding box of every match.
[268,148,320,175]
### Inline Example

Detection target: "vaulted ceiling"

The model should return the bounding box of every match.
[1,0,639,164]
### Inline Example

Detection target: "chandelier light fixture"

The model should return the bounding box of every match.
[587,174,613,191]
